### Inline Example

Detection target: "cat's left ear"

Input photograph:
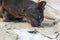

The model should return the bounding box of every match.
[38,1,46,7]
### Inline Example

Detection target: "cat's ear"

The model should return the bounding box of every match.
[38,1,46,7]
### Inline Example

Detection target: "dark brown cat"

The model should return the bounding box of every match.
[0,0,46,27]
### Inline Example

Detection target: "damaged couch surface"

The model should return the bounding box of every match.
[0,21,60,40]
